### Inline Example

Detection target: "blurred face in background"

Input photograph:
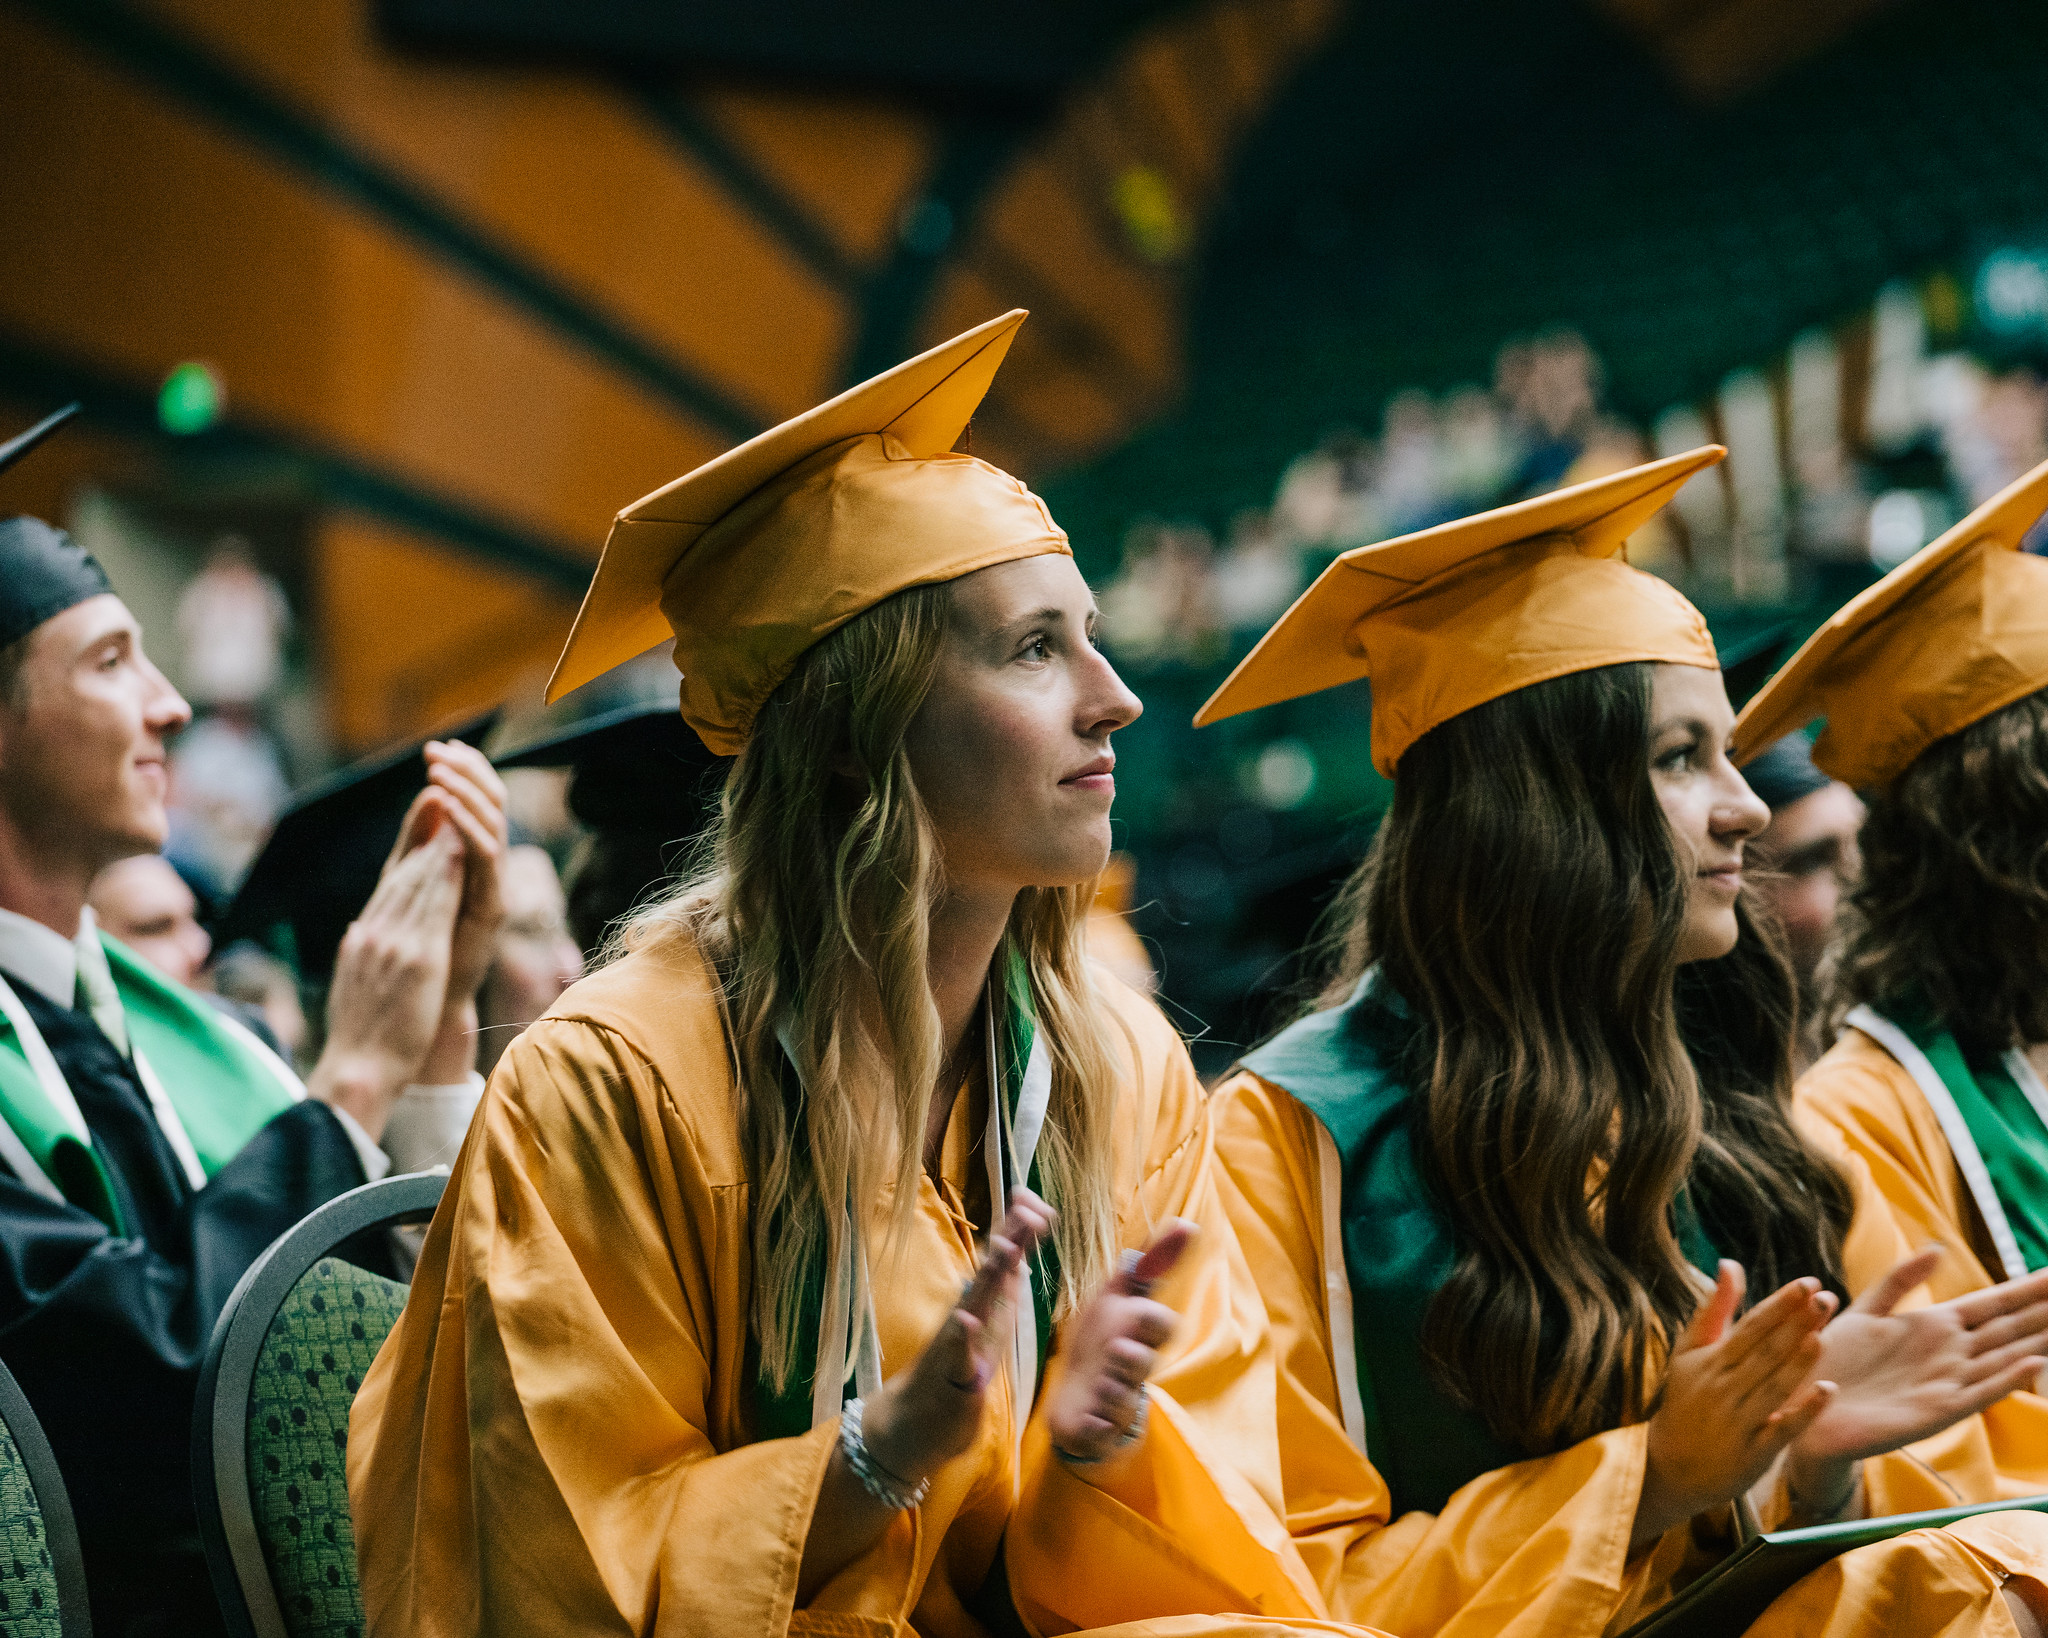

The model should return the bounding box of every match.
[0,596,191,885]
[1747,781,1866,990]
[88,853,211,986]
[478,844,583,1074]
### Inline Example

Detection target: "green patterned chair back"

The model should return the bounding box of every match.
[0,1358,91,1637]
[192,1173,447,1638]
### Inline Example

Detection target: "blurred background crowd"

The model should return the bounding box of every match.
[11,0,2048,1074]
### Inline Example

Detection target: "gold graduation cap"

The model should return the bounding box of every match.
[547,310,1070,754]
[1733,454,2048,788]
[1195,446,1725,774]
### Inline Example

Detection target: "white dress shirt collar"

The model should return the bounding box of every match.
[0,904,84,1010]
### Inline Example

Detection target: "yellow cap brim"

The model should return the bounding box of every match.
[545,310,1028,703]
[1193,444,1726,728]
[1732,451,2048,765]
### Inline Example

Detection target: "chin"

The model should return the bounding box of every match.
[1676,912,1742,965]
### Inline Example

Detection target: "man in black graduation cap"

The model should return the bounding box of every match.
[0,410,508,1637]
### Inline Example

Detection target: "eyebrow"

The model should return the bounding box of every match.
[997,604,1098,636]
[1650,715,1714,738]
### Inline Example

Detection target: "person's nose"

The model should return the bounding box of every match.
[140,654,191,734]
[1080,645,1143,736]
[1715,764,1771,845]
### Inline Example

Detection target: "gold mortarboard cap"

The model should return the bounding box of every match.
[1733,454,2048,788]
[546,310,1070,753]
[1194,446,1725,774]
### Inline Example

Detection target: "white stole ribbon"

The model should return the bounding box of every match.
[1847,1005,2029,1281]
[784,981,1053,1441]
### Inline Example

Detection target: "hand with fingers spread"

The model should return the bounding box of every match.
[1040,1218,1197,1472]
[389,740,509,1084]
[797,1189,1054,1603]
[1631,1261,1839,1551]
[306,826,465,1140]
[1780,1252,2048,1519]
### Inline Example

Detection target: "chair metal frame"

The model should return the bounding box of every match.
[0,1356,93,1638]
[191,1172,446,1638]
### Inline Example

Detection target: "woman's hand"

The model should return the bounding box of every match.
[1782,1251,2048,1513]
[1039,1219,1197,1472]
[859,1189,1057,1486]
[1632,1261,1838,1551]
[797,1189,1053,1604]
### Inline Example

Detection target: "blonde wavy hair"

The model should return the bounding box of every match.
[620,582,1125,1389]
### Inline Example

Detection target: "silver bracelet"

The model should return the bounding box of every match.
[839,1397,929,1511]
[1052,1382,1149,1468]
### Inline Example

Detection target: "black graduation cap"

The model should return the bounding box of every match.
[492,700,725,830]
[492,701,727,955]
[0,404,79,477]
[215,711,498,981]
[1717,623,1795,710]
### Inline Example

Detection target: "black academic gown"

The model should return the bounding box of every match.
[0,976,371,1638]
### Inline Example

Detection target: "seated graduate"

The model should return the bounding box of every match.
[1200,447,2048,1636]
[1742,457,2048,1485]
[352,312,1410,1638]
[0,422,510,1633]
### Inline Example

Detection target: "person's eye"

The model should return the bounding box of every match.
[1655,740,1697,773]
[1019,633,1051,662]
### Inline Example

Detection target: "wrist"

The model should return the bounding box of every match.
[306,1048,406,1141]
[418,1001,480,1086]
[857,1383,939,1489]
[1784,1451,1859,1523]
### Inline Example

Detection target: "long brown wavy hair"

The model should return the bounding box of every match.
[621,583,1123,1389]
[1825,686,2048,1058]
[1319,662,1853,1453]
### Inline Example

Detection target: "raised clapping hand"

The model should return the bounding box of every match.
[859,1188,1058,1484]
[1632,1260,1839,1551]
[1039,1218,1196,1469]
[1780,1251,2048,1519]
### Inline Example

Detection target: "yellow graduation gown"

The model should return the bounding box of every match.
[346,934,1387,1638]
[1214,1069,2048,1637]
[1796,1028,2048,1500]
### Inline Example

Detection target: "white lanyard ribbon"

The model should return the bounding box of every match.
[785,980,1052,1438]
[1847,1005,2028,1281]
[1312,1118,1369,1452]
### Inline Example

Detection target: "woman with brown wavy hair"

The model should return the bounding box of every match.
[1746,457,2048,1499]
[1205,449,2048,1636]
[346,314,1409,1638]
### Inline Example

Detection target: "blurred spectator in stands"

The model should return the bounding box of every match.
[1373,388,1447,533]
[1437,385,1519,511]
[1505,328,1601,494]
[1209,509,1303,636]
[175,535,290,710]
[476,843,583,1076]
[1272,427,1378,549]
[1099,519,1224,667]
[166,706,290,894]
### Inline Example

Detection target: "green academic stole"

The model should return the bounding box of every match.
[1847,1001,2048,1279]
[0,934,300,1232]
[1242,969,1718,1517]
[749,954,1062,1443]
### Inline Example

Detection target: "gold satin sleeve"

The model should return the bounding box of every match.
[1796,1046,2048,1506]
[347,1018,923,1638]
[1007,992,1339,1630]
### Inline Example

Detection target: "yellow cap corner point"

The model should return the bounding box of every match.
[1733,454,2048,788]
[545,309,1071,753]
[1194,445,1725,774]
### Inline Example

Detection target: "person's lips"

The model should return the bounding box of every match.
[1698,861,1743,895]
[1061,754,1116,795]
